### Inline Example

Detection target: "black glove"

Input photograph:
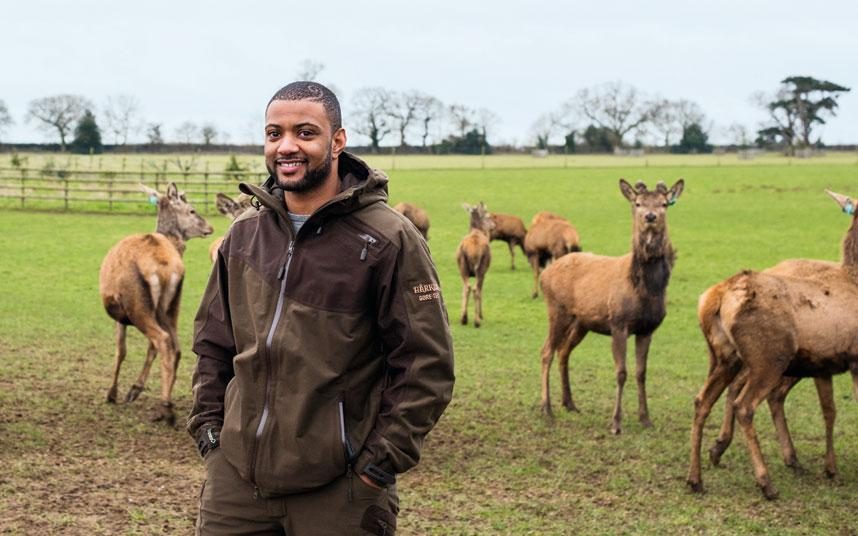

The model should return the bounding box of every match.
[197,425,220,459]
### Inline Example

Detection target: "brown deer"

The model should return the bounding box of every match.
[688,189,858,500]
[524,212,581,299]
[393,202,430,240]
[707,258,856,477]
[99,183,213,425]
[456,202,495,327]
[539,179,684,435]
[489,213,527,270]
[209,192,253,262]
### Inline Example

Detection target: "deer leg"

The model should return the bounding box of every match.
[460,278,471,325]
[634,334,653,428]
[687,359,741,493]
[558,326,586,412]
[507,242,516,270]
[126,342,157,402]
[734,373,785,500]
[473,274,484,328]
[540,337,556,417]
[134,318,177,426]
[609,329,629,435]
[709,368,747,466]
[850,362,858,401]
[529,255,541,299]
[768,376,802,470]
[813,375,837,479]
[107,322,127,403]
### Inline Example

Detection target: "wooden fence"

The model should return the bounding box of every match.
[0,167,268,214]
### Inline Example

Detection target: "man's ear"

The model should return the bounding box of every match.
[331,128,347,159]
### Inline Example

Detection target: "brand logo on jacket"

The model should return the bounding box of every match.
[413,282,441,302]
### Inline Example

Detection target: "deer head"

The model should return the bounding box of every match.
[462,202,495,236]
[619,178,684,233]
[140,183,213,241]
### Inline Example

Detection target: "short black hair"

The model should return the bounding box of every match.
[268,81,342,131]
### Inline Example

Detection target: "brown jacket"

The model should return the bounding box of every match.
[187,152,454,497]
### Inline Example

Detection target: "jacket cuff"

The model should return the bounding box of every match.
[195,424,221,459]
[354,451,396,487]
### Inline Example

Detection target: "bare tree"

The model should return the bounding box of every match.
[448,104,475,138]
[296,59,325,81]
[388,90,423,147]
[648,99,681,148]
[200,123,219,146]
[146,123,164,145]
[174,121,199,144]
[474,108,500,145]
[725,123,751,148]
[0,99,13,141]
[530,112,565,149]
[569,81,655,149]
[351,87,392,153]
[103,94,141,145]
[27,94,93,151]
[414,94,443,148]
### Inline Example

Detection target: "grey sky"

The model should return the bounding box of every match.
[3,0,856,146]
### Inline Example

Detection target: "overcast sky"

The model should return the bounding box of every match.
[3,0,856,147]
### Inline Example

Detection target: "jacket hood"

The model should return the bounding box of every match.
[239,152,389,220]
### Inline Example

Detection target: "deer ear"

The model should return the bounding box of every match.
[166,182,180,200]
[826,189,856,215]
[462,202,472,212]
[668,179,685,204]
[139,184,160,203]
[216,193,238,215]
[619,179,636,201]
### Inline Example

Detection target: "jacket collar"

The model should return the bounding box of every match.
[239,152,389,221]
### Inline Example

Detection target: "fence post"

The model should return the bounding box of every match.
[63,176,69,211]
[203,162,210,213]
[20,169,26,208]
[108,175,114,212]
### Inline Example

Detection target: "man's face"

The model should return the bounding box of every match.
[264,99,345,193]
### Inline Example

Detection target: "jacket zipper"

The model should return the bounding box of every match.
[358,233,377,261]
[339,398,358,502]
[250,240,295,492]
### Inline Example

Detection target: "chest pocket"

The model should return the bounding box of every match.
[286,223,382,313]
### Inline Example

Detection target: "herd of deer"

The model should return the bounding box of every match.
[97,179,858,500]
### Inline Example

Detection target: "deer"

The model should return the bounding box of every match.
[489,213,527,270]
[209,192,253,262]
[393,202,430,240]
[99,183,213,426]
[539,179,684,435]
[688,189,858,500]
[524,212,581,299]
[456,202,495,327]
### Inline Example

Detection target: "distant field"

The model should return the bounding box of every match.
[2,161,858,534]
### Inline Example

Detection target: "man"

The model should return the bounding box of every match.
[187,81,455,535]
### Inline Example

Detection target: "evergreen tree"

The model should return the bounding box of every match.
[674,123,713,154]
[70,109,103,154]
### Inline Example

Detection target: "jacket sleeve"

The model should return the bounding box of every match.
[186,241,237,445]
[354,226,455,484]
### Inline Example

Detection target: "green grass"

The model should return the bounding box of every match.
[2,160,858,534]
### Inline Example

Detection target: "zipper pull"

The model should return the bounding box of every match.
[359,234,376,262]
[277,263,286,280]
[253,486,260,500]
[360,244,368,261]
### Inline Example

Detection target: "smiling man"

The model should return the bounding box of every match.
[187,81,455,535]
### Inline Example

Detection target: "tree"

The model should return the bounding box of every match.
[474,108,500,148]
[779,76,850,148]
[200,123,219,146]
[388,90,422,147]
[174,121,199,144]
[70,109,103,154]
[581,125,615,153]
[438,128,490,155]
[414,94,443,148]
[27,94,93,151]
[530,112,564,149]
[351,87,392,153]
[0,99,13,141]
[569,82,655,149]
[726,123,751,149]
[146,123,164,145]
[752,89,797,155]
[102,94,140,145]
[649,98,707,148]
[447,104,474,138]
[674,123,712,154]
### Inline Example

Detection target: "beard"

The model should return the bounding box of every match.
[269,149,333,193]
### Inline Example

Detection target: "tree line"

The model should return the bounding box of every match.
[0,74,849,155]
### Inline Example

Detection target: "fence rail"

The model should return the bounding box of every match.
[0,167,268,213]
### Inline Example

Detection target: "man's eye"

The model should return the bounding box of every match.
[298,130,314,137]
[266,131,280,139]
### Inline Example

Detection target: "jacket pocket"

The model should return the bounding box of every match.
[338,398,357,464]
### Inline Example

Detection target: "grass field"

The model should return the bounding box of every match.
[2,159,858,534]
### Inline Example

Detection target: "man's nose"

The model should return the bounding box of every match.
[277,134,299,154]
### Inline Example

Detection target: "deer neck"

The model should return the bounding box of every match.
[630,226,675,295]
[155,212,187,256]
[841,216,858,280]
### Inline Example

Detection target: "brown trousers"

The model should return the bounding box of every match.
[196,449,399,536]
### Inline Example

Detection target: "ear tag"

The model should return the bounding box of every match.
[148,194,159,205]
[844,201,855,215]
[667,198,677,207]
